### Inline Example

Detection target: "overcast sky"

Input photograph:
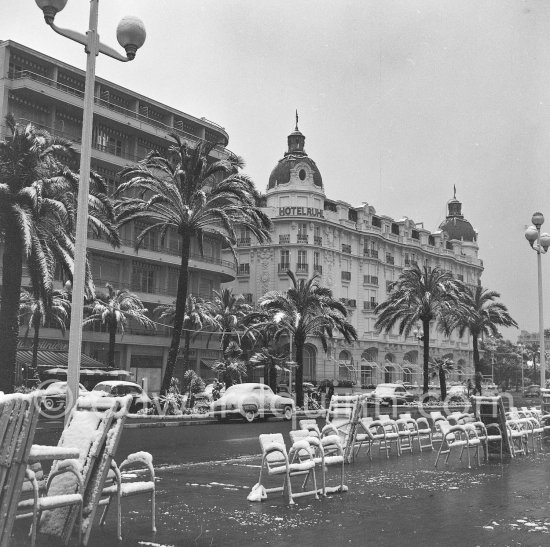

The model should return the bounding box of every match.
[3,0,550,341]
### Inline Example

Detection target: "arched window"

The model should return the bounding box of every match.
[362,347,378,362]
[385,353,395,363]
[361,365,374,387]
[303,345,316,381]
[403,350,418,365]
[403,367,413,384]
[339,350,351,381]
[384,364,395,383]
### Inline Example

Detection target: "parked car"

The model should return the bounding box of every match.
[524,384,541,398]
[447,385,469,402]
[92,381,152,412]
[366,383,417,406]
[41,381,90,416]
[211,382,294,422]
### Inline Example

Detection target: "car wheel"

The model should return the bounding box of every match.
[283,406,293,421]
[244,410,256,423]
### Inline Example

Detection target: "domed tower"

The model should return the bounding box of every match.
[266,113,325,204]
[438,188,478,257]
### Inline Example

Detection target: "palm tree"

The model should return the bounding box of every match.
[19,287,71,376]
[84,284,154,367]
[205,288,252,353]
[0,115,119,392]
[154,295,214,380]
[213,341,248,388]
[259,270,357,408]
[441,283,518,395]
[115,136,271,395]
[429,357,454,401]
[375,265,463,394]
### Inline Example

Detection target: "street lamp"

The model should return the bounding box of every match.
[517,343,526,393]
[35,0,146,419]
[525,212,550,388]
[412,326,424,386]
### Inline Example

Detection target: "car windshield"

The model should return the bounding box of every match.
[115,385,142,396]
[47,382,87,392]
[93,384,113,393]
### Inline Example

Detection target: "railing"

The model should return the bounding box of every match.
[9,70,230,150]
[313,264,323,274]
[297,235,309,244]
[314,236,323,246]
[237,238,251,247]
[364,249,379,258]
[279,234,290,244]
[363,301,378,311]
[278,263,290,273]
[296,263,309,274]
[237,264,250,275]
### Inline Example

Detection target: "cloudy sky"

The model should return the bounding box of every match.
[3,0,550,340]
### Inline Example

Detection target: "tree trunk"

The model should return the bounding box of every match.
[439,368,447,401]
[32,314,41,375]
[183,330,191,381]
[422,318,430,394]
[161,231,191,396]
[108,322,116,368]
[0,227,23,392]
[295,332,304,408]
[472,332,482,395]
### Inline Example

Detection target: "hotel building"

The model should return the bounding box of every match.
[226,123,484,387]
[0,40,233,391]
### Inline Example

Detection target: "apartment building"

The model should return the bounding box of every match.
[225,123,484,387]
[0,40,234,391]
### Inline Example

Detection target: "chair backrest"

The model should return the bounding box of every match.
[399,413,412,420]
[39,396,121,542]
[259,433,288,464]
[299,419,320,436]
[378,414,391,423]
[0,392,42,547]
[430,411,445,421]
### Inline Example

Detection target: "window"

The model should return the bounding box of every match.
[428,235,435,246]
[280,250,289,267]
[131,261,157,293]
[391,223,400,236]
[412,230,420,240]
[299,169,306,180]
[341,271,351,282]
[238,263,250,275]
[361,366,374,387]
[386,253,394,265]
[298,223,308,243]
[342,243,351,254]
[314,226,322,246]
[348,209,358,222]
[371,216,381,228]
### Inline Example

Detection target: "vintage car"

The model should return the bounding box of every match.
[211,382,294,422]
[92,381,152,412]
[41,381,91,416]
[366,383,417,406]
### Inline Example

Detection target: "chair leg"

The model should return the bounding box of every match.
[151,489,157,533]
[99,499,110,527]
[30,510,40,547]
[78,504,83,546]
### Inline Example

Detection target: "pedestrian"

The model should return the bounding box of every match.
[326,382,334,407]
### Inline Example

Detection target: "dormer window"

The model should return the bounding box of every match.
[299,169,306,181]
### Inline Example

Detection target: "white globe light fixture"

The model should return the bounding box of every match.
[525,212,547,391]
[117,16,147,60]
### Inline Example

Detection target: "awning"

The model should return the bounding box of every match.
[17,350,107,370]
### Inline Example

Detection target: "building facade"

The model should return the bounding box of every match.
[0,40,233,391]
[225,123,484,387]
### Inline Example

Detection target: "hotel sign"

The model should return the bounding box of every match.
[279,207,324,218]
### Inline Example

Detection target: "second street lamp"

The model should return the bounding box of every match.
[525,212,550,389]
[35,0,146,419]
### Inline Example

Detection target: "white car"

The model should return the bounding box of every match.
[211,383,294,422]
[92,381,152,412]
[41,381,90,416]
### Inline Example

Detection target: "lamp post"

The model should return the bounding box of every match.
[517,343,526,393]
[412,326,424,386]
[525,213,550,388]
[35,0,146,419]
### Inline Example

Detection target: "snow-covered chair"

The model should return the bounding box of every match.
[395,418,414,454]
[353,417,385,460]
[19,396,129,546]
[289,430,346,496]
[506,419,529,457]
[325,395,362,462]
[399,413,433,451]
[435,423,481,469]
[99,451,156,541]
[471,421,503,462]
[248,433,318,504]
[0,392,42,547]
[369,419,401,458]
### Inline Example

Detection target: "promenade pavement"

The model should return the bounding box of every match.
[15,435,550,546]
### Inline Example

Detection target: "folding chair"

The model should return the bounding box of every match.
[0,393,42,547]
[399,413,433,451]
[435,423,480,469]
[99,451,156,541]
[395,419,413,454]
[506,419,529,457]
[471,421,503,463]
[248,433,318,504]
[369,419,400,458]
[289,430,346,496]
[325,395,362,462]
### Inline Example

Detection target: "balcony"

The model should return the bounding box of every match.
[314,236,323,246]
[386,256,395,265]
[342,244,352,254]
[313,264,323,274]
[364,249,379,259]
[278,263,290,273]
[297,235,309,244]
[8,70,230,152]
[237,238,251,247]
[296,263,309,274]
[363,301,378,311]
[279,234,290,244]
[341,271,351,282]
[340,298,357,308]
